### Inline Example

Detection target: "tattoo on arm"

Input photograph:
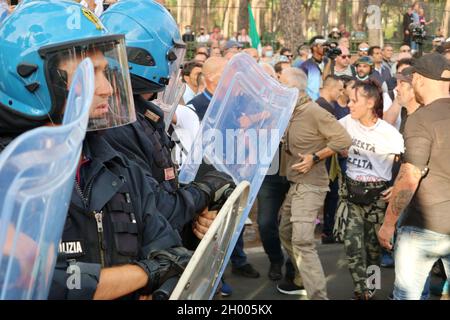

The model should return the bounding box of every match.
[389,163,422,217]
[391,190,414,216]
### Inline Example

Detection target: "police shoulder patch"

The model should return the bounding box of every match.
[145,110,160,123]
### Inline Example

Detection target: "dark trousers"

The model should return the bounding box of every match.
[257,178,290,264]
[231,230,247,267]
[323,157,347,237]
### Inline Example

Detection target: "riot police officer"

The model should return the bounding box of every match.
[100,0,231,239]
[0,0,193,299]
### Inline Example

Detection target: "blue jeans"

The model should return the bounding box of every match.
[257,178,290,264]
[393,226,450,300]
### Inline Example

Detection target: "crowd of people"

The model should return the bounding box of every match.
[172,7,450,300]
[0,0,449,301]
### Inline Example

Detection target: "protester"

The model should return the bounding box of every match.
[340,80,404,300]
[378,53,450,300]
[278,67,351,299]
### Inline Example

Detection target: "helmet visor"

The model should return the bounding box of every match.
[154,42,186,127]
[40,35,136,131]
[162,41,186,95]
[154,75,185,130]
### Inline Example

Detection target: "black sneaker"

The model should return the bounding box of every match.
[268,263,283,281]
[231,263,260,278]
[276,279,307,296]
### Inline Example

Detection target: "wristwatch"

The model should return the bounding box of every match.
[312,153,320,164]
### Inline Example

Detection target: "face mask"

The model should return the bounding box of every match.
[265,50,273,57]
[185,28,191,34]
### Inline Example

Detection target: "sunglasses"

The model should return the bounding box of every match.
[340,55,351,59]
[400,49,411,53]
[359,48,369,52]
[284,54,293,58]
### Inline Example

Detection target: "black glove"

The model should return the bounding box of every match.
[134,247,192,294]
[193,170,236,206]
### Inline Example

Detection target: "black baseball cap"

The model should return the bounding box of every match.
[411,53,450,81]
[396,66,414,83]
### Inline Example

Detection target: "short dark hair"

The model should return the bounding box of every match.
[368,46,381,56]
[396,58,414,70]
[181,60,203,81]
[274,61,290,74]
[196,46,210,56]
[280,47,291,56]
[337,75,355,87]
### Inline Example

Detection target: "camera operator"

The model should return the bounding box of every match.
[299,36,330,100]
[409,22,426,56]
[409,2,422,54]
[330,45,355,77]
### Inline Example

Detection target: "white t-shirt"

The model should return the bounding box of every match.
[339,115,404,182]
[182,85,196,105]
[172,105,200,166]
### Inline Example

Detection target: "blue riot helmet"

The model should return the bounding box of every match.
[0,0,135,134]
[101,0,186,96]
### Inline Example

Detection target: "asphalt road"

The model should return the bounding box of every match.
[223,243,398,300]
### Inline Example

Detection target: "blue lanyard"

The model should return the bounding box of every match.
[202,90,212,101]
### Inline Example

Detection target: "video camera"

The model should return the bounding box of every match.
[323,41,342,60]
[409,23,427,44]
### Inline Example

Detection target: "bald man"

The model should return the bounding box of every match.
[351,42,369,64]
[316,75,344,116]
[333,46,354,77]
[186,56,227,121]
[278,67,351,299]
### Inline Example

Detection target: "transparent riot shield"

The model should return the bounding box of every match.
[170,181,250,300]
[0,58,94,299]
[178,53,298,299]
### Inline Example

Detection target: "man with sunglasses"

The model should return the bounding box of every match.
[280,47,294,63]
[332,45,354,77]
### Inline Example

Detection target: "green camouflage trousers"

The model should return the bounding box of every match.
[343,193,387,294]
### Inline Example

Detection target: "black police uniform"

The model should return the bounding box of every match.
[104,96,209,232]
[49,133,182,300]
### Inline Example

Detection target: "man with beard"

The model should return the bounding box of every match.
[378,53,450,300]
